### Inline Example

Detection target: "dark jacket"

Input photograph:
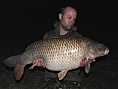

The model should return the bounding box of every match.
[43,21,82,40]
[43,21,82,82]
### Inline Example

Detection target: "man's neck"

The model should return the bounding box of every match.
[60,29,69,35]
[59,25,69,35]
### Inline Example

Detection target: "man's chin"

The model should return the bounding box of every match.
[64,27,72,31]
[64,29,71,31]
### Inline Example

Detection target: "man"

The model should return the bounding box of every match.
[43,6,84,89]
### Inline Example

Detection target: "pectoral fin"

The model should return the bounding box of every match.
[13,63,25,81]
[85,58,91,73]
[58,70,68,80]
[29,62,37,69]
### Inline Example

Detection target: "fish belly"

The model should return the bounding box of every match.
[44,54,82,71]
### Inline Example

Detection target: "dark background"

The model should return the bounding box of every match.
[0,0,118,89]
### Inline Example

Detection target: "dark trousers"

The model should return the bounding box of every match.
[44,68,82,82]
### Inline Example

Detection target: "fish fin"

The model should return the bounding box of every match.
[3,55,20,67]
[13,63,25,81]
[29,62,37,69]
[85,59,91,73]
[58,70,68,80]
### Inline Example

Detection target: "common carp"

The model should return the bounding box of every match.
[3,37,109,81]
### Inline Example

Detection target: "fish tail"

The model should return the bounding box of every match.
[3,55,20,67]
[3,55,25,81]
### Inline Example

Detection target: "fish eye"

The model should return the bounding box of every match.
[98,44,103,48]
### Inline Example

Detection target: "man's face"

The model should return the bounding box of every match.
[59,7,77,31]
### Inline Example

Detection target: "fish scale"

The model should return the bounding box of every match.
[39,38,82,71]
[3,37,109,81]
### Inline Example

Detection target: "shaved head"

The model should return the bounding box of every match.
[60,6,77,16]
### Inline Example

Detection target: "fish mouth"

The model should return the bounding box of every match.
[104,48,110,55]
[100,48,109,57]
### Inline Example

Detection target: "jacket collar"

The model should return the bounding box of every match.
[53,21,77,37]
[54,21,77,31]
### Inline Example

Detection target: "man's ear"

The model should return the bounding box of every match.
[59,13,62,20]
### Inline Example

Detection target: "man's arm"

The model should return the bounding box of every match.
[70,30,83,38]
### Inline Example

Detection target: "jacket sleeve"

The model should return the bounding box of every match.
[75,32,82,37]
[71,31,83,38]
[43,30,57,40]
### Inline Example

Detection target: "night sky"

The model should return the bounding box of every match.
[0,0,117,57]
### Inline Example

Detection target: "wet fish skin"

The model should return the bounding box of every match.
[3,37,109,81]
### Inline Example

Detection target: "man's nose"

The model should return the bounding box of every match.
[71,19,75,24]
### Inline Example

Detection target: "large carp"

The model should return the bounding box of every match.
[3,37,109,81]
